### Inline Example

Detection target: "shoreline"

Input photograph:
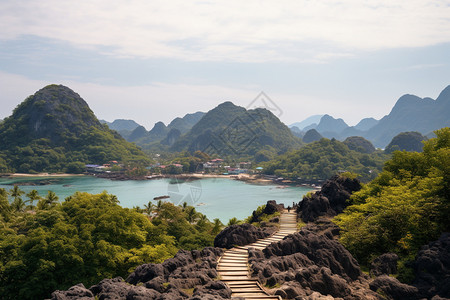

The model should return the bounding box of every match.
[1,172,320,189]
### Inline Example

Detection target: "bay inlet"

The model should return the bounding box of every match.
[0,176,311,222]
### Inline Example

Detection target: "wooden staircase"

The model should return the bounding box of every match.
[217,211,298,299]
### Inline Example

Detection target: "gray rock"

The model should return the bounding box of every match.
[369,275,419,300]
[248,224,383,299]
[214,223,275,249]
[89,277,131,299]
[126,286,161,300]
[298,175,361,222]
[50,283,94,300]
[370,253,399,277]
[413,232,450,298]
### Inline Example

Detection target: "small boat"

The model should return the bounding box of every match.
[153,195,170,200]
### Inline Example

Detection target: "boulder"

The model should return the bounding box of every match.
[369,275,419,300]
[50,283,94,300]
[214,223,275,249]
[125,285,161,300]
[51,247,230,300]
[298,175,361,222]
[263,200,284,215]
[126,264,164,285]
[413,232,450,298]
[192,281,232,299]
[89,277,132,299]
[249,200,284,223]
[259,227,362,281]
[370,253,399,277]
[248,224,382,299]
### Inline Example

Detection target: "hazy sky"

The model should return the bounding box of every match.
[1,0,449,129]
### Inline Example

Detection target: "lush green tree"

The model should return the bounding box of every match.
[0,188,10,220]
[10,185,25,212]
[37,191,59,210]
[0,191,179,299]
[227,217,240,226]
[25,189,41,210]
[334,128,450,279]
[212,218,224,236]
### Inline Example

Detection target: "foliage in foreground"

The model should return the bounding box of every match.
[0,189,222,300]
[334,128,449,280]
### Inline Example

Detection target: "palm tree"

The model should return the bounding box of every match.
[212,218,223,235]
[45,191,59,207]
[0,188,11,219]
[185,206,200,224]
[10,185,24,201]
[144,201,154,216]
[195,214,209,231]
[25,190,40,210]
[37,191,59,210]
[227,217,240,226]
[10,185,25,212]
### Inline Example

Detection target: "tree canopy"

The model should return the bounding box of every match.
[0,188,222,299]
[260,138,388,182]
[334,127,449,280]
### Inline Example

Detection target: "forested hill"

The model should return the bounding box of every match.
[260,138,387,182]
[170,101,302,159]
[0,84,150,173]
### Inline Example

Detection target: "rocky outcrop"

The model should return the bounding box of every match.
[413,232,450,299]
[297,175,361,222]
[249,200,284,223]
[369,275,419,300]
[370,253,399,277]
[248,222,383,299]
[50,283,94,300]
[263,200,284,215]
[214,223,276,249]
[49,247,231,300]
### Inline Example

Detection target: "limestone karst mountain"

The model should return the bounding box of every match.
[0,84,149,172]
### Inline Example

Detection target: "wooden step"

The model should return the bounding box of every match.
[217,212,297,299]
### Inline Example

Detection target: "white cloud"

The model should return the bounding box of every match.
[0,0,449,62]
[0,71,259,128]
[0,71,394,129]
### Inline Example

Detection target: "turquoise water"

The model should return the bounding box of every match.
[0,176,311,222]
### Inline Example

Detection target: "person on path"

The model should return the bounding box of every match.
[287,206,291,212]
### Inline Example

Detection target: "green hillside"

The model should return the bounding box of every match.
[0,85,150,173]
[260,138,388,181]
[385,131,426,153]
[171,101,302,159]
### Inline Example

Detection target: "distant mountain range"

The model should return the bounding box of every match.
[2,84,446,173]
[105,102,302,159]
[290,85,450,148]
[170,101,302,157]
[123,111,206,147]
[289,114,324,130]
[101,119,141,131]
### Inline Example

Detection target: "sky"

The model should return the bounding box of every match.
[1,0,449,129]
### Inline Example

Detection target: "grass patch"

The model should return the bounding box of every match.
[182,288,195,296]
[297,220,306,230]
[162,282,170,289]
[265,283,281,289]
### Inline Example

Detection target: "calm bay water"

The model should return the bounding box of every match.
[0,176,311,222]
